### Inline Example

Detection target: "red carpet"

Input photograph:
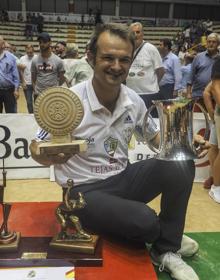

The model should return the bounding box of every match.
[1,202,157,280]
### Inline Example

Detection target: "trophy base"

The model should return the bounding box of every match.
[0,232,21,252]
[0,237,102,267]
[50,234,99,254]
[37,140,87,155]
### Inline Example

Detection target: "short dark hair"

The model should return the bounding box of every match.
[160,38,172,50]
[56,41,66,47]
[89,23,135,57]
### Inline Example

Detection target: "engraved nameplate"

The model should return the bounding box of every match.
[21,252,47,259]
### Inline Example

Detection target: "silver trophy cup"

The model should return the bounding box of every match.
[143,98,209,161]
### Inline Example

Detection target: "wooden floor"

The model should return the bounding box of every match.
[4,89,220,233]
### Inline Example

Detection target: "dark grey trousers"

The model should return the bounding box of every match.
[70,158,195,254]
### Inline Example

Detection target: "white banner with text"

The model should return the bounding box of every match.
[0,114,209,181]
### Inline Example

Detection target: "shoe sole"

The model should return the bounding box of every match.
[209,190,220,204]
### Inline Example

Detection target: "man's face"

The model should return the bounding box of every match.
[39,40,51,52]
[158,41,166,56]
[206,37,219,54]
[90,32,133,88]
[26,47,34,58]
[130,25,144,49]
[55,43,65,54]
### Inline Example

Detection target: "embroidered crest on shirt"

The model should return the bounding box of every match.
[104,136,118,163]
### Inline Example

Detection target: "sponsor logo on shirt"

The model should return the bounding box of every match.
[85,136,95,145]
[124,114,133,124]
[38,63,53,72]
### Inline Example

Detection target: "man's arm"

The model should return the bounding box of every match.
[203,81,215,120]
[58,71,66,86]
[211,79,220,106]
[155,67,165,83]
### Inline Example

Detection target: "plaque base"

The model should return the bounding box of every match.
[0,232,21,252]
[50,234,99,254]
[0,236,102,267]
[37,140,87,155]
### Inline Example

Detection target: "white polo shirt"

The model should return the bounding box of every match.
[36,79,158,187]
[126,42,163,95]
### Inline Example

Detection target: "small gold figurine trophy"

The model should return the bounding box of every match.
[0,159,20,252]
[34,87,99,254]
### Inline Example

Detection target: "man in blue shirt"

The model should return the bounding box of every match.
[0,36,20,113]
[158,38,182,100]
[187,33,219,99]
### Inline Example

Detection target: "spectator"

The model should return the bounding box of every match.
[126,22,164,112]
[187,33,220,100]
[31,32,65,99]
[55,41,67,59]
[0,36,20,113]
[158,38,182,99]
[19,44,37,113]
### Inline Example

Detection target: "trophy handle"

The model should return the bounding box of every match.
[142,105,162,154]
[193,102,210,141]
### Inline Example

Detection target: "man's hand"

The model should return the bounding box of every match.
[193,134,211,158]
[14,90,19,99]
[30,140,73,166]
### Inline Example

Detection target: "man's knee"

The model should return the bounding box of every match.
[125,206,160,243]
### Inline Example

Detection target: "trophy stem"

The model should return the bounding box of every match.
[0,160,20,251]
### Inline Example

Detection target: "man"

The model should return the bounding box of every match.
[30,23,201,280]
[187,33,219,99]
[55,41,67,59]
[187,33,219,189]
[158,38,182,99]
[19,44,37,113]
[126,22,164,109]
[31,32,65,99]
[203,59,220,203]
[0,36,19,113]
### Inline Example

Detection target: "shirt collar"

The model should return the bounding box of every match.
[86,79,133,113]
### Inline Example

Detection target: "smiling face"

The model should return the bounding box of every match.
[89,31,133,91]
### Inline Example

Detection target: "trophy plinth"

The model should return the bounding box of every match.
[36,139,87,155]
[50,234,99,254]
[0,231,21,252]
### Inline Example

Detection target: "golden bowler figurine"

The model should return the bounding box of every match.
[34,87,99,254]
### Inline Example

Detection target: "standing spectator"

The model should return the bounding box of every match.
[31,32,65,99]
[31,13,38,36]
[203,59,220,203]
[0,36,20,113]
[180,53,194,97]
[19,44,37,113]
[187,33,219,99]
[158,38,182,99]
[62,43,79,87]
[55,41,67,59]
[25,16,33,41]
[37,13,44,34]
[126,22,164,110]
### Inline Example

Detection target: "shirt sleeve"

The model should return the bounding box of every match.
[173,57,182,91]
